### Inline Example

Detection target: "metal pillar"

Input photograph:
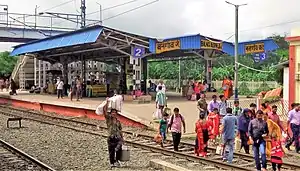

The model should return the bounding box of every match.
[142,57,147,94]
[34,57,37,86]
[80,0,86,28]
[225,1,247,100]
[38,60,41,87]
[81,56,86,83]
[206,60,212,91]
[234,5,239,100]
[178,59,181,89]
[60,57,69,95]
[122,58,127,94]
[43,61,46,87]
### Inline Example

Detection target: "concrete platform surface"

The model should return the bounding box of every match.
[0,91,256,134]
[150,159,193,171]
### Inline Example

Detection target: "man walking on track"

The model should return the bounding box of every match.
[168,108,186,151]
[248,110,269,171]
[222,108,237,164]
[103,98,123,168]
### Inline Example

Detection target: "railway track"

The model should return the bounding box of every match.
[1,105,299,171]
[0,138,55,171]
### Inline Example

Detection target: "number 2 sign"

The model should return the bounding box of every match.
[132,46,145,58]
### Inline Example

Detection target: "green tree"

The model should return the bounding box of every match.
[0,51,18,77]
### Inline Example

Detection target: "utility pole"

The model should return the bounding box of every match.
[80,0,86,28]
[96,2,103,25]
[34,5,39,28]
[178,59,181,93]
[225,1,247,101]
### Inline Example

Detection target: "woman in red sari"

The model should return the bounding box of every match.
[195,113,212,157]
[207,108,220,143]
[222,76,233,100]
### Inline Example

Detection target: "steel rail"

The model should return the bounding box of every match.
[1,105,299,170]
[0,108,251,171]
[0,138,56,171]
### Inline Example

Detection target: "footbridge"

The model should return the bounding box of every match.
[0,11,98,43]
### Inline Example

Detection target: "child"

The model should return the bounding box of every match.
[270,132,284,171]
[159,113,169,147]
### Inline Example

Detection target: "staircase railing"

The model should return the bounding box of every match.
[10,55,29,81]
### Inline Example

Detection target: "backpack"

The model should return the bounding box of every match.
[168,114,183,129]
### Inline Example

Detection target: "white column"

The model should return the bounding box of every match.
[34,57,37,86]
[43,61,46,87]
[38,60,41,87]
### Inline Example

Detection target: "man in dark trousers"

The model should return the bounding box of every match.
[168,108,186,151]
[248,110,269,171]
[103,98,123,168]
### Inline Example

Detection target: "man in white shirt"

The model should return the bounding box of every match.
[156,80,166,93]
[56,78,64,99]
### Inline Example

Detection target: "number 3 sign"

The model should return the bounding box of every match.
[132,46,145,58]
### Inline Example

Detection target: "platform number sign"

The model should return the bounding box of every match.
[253,53,267,63]
[132,46,145,58]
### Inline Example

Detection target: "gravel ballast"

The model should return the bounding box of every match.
[0,114,162,171]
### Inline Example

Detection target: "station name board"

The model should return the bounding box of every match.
[156,39,180,54]
[245,43,265,54]
[201,39,223,50]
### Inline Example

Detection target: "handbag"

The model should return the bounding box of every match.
[235,137,241,150]
[120,146,130,161]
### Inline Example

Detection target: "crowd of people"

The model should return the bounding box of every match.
[187,76,233,101]
[66,77,298,170]
[55,76,83,101]
[155,90,300,171]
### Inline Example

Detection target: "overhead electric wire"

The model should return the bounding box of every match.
[14,0,75,20]
[87,0,141,16]
[102,0,158,21]
[41,0,75,12]
[237,62,277,73]
[87,0,158,26]
[74,0,81,14]
[224,18,300,35]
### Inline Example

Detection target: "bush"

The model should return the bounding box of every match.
[257,82,272,92]
[238,82,254,96]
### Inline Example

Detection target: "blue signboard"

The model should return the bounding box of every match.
[253,52,267,63]
[132,46,145,58]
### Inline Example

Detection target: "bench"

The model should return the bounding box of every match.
[7,117,22,128]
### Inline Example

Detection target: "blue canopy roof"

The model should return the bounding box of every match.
[149,34,279,56]
[10,25,103,56]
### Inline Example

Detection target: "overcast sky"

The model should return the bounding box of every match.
[1,0,300,51]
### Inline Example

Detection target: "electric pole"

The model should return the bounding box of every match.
[225,1,247,101]
[80,0,86,28]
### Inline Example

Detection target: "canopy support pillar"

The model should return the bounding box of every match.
[142,57,147,94]
[204,50,215,92]
[60,56,69,96]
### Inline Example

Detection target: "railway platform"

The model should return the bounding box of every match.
[0,91,256,134]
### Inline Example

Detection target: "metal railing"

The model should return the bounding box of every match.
[11,55,25,81]
[0,12,99,31]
